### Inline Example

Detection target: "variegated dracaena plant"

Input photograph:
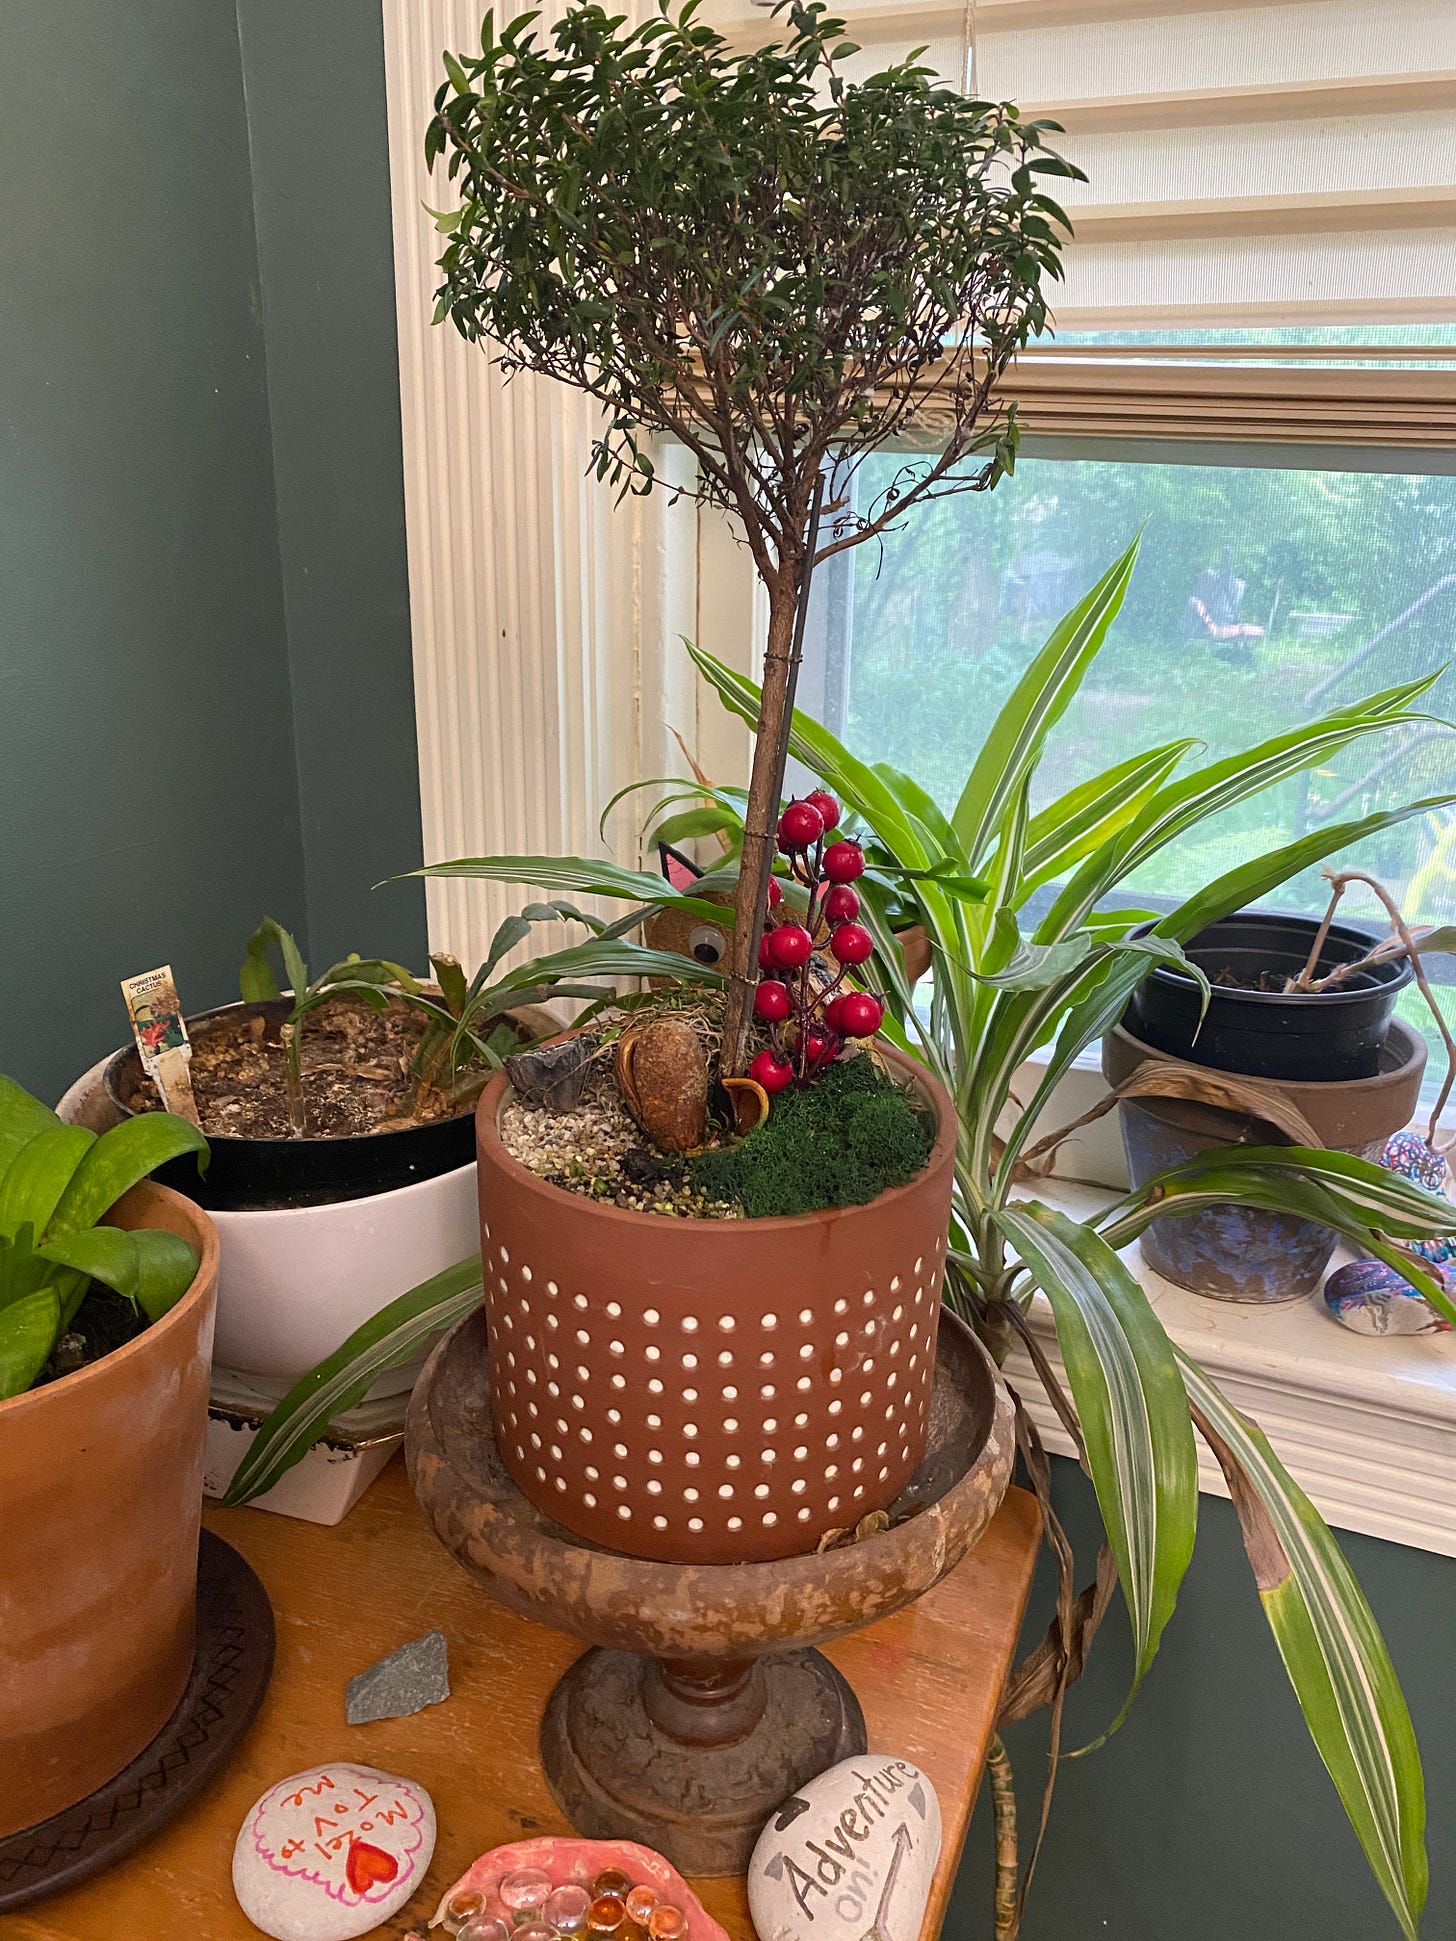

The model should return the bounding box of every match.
[229,538,1452,1936]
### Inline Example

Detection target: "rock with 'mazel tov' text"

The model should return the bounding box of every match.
[748,1755,941,1941]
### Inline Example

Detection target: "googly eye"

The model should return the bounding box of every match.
[688,924,728,966]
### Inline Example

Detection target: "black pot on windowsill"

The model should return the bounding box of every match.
[1125,908,1412,1084]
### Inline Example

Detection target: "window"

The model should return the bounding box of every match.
[794,441,1456,1085]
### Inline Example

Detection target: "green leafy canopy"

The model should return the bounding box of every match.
[427,0,1080,573]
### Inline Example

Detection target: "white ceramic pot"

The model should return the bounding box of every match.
[58,1057,478,1400]
[210,1160,480,1397]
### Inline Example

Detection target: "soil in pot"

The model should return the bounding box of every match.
[33,1283,149,1385]
[499,1021,933,1221]
[115,993,512,1139]
[1125,909,1411,1082]
[108,996,537,1211]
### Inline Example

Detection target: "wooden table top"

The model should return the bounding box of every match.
[15,1460,1040,1941]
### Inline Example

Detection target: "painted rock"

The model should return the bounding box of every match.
[1380,1131,1456,1266]
[232,1763,435,1941]
[1322,1258,1454,1336]
[748,1755,940,1941]
[428,1836,729,1940]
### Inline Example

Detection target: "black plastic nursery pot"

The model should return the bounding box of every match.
[1124,909,1412,1083]
[104,998,478,1213]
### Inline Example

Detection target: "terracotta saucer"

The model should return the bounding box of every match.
[0,1532,275,1911]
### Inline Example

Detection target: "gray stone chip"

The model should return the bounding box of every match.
[345,1627,450,1725]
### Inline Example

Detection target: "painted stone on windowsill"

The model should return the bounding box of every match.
[1380,1130,1456,1268]
[748,1755,941,1941]
[232,1763,435,1941]
[1323,1259,1454,1336]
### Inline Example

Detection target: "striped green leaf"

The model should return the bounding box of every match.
[951,537,1141,869]
[974,932,1206,1187]
[870,760,964,861]
[972,934,1093,990]
[996,1201,1198,1735]
[686,643,932,868]
[1040,675,1445,939]
[413,852,736,925]
[1180,1352,1427,1939]
[491,938,726,991]
[1114,1145,1456,1243]
[1019,738,1199,902]
[1098,1166,1456,1329]
[221,1255,485,1506]
[1155,795,1456,947]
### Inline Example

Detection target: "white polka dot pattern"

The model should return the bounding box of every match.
[485,1235,944,1561]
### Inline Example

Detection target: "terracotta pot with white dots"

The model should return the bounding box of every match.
[473,1046,956,1565]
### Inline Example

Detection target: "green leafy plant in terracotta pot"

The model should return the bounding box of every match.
[0,1075,218,1837]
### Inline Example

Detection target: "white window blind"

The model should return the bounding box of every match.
[716,0,1456,327]
[713,0,1456,443]
[974,0,1456,329]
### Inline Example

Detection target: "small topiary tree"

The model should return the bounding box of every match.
[426,0,1078,1071]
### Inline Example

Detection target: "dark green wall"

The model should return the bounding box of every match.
[236,0,426,965]
[949,1455,1454,1939]
[0,0,425,1106]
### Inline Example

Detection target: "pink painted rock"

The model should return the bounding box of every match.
[427,1836,730,1940]
[232,1763,435,1941]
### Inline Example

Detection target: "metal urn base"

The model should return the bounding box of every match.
[406,1306,1014,1876]
[542,1647,865,1875]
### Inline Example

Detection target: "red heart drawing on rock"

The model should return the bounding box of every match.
[345,1839,399,1895]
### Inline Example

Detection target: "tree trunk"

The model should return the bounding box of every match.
[721,574,806,1075]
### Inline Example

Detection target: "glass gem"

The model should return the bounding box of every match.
[593,1871,634,1900]
[648,1907,688,1941]
[587,1894,627,1933]
[512,1927,556,1941]
[448,1894,487,1923]
[461,1924,512,1941]
[624,1888,657,1925]
[544,1884,593,1935]
[501,1871,553,1913]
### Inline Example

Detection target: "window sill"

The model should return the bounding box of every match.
[1002,1066,1456,1559]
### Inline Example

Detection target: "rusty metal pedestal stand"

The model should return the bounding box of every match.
[407,1309,1013,1876]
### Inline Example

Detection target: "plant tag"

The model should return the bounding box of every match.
[121,965,202,1127]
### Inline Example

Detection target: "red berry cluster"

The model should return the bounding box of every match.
[748,789,885,1095]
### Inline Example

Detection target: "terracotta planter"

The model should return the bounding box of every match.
[1103,1019,1427,1303]
[474,1047,956,1565]
[0,1181,219,1838]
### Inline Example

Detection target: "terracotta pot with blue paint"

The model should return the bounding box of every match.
[1103,1017,1427,1304]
